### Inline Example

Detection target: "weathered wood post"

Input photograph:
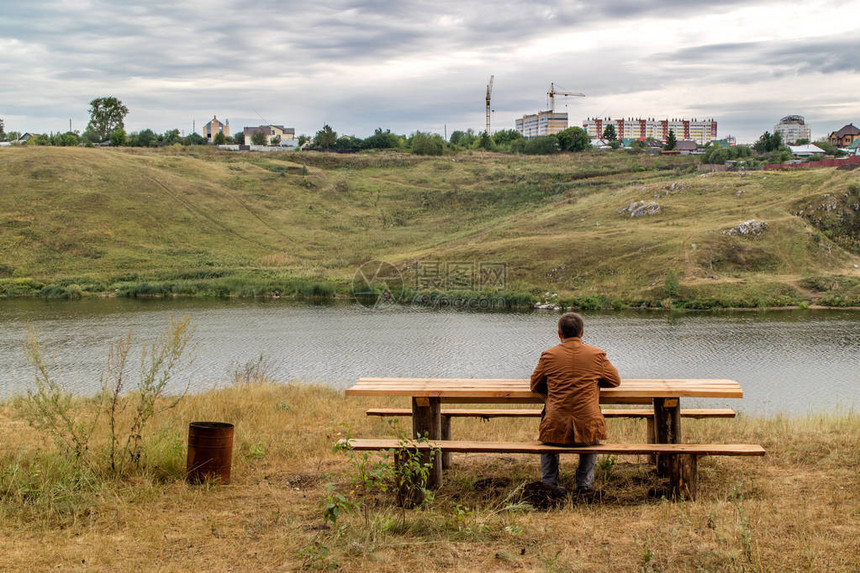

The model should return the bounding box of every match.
[668,454,698,500]
[646,416,656,465]
[653,398,681,477]
[440,414,452,469]
[412,397,443,488]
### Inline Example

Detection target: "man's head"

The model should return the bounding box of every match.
[557,312,584,339]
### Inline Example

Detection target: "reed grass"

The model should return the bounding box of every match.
[0,380,857,571]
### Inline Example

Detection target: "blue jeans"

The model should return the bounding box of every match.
[540,445,598,488]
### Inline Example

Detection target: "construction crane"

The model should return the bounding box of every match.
[547,82,585,114]
[485,75,494,134]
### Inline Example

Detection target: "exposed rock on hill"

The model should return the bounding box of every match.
[618,201,661,217]
[722,219,768,237]
[793,185,860,253]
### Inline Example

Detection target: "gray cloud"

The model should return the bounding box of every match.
[0,0,857,143]
[658,38,860,75]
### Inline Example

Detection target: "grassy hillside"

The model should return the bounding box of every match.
[1,146,858,306]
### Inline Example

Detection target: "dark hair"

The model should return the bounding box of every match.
[558,312,584,338]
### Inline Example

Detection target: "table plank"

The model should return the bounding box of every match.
[347,377,743,402]
[342,438,765,456]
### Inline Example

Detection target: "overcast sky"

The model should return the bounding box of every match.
[2,0,859,143]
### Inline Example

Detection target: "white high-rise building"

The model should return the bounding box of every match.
[515,111,568,137]
[774,115,811,144]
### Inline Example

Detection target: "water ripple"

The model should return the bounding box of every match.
[0,299,857,415]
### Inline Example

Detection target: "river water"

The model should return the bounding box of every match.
[0,298,857,415]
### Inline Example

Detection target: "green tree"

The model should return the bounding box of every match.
[629,139,647,152]
[701,143,753,165]
[162,129,181,145]
[363,128,402,150]
[477,130,495,150]
[448,129,477,149]
[133,129,157,147]
[86,96,129,142]
[492,129,523,148]
[521,135,560,154]
[297,134,310,146]
[410,131,445,155]
[213,131,226,145]
[556,127,591,152]
[664,129,677,151]
[602,124,617,141]
[333,135,362,151]
[184,132,206,145]
[664,269,680,298]
[110,128,127,146]
[250,130,268,145]
[0,118,5,141]
[814,140,845,157]
[61,131,80,146]
[753,131,783,153]
[313,124,338,149]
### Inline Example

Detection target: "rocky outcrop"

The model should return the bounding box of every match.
[793,187,860,253]
[618,201,661,217]
[722,219,768,237]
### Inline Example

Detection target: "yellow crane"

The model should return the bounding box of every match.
[547,82,585,114]
[485,75,494,134]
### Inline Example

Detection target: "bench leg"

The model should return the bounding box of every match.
[646,417,656,465]
[668,454,698,500]
[441,415,452,470]
[653,398,682,477]
[412,397,443,489]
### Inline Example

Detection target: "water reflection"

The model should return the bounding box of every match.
[0,298,857,415]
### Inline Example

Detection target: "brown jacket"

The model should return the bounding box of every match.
[529,337,621,445]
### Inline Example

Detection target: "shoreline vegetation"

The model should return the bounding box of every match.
[1,379,857,571]
[1,146,858,310]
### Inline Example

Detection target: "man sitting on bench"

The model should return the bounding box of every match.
[530,312,622,494]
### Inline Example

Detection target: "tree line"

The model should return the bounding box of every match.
[700,130,847,166]
[12,97,844,161]
[1,96,605,155]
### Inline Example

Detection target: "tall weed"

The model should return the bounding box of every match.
[16,315,196,477]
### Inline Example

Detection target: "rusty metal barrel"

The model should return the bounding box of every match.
[186,422,234,484]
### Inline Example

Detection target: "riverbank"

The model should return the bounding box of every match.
[1,381,856,571]
[4,276,860,311]
[2,146,859,309]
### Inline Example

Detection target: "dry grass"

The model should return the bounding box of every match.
[0,382,857,572]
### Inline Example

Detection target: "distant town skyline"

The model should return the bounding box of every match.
[2,0,859,144]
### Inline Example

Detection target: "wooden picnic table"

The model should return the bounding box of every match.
[346,377,743,486]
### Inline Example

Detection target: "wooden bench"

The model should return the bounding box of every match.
[339,438,765,500]
[367,407,737,467]
[365,407,736,420]
[348,378,745,489]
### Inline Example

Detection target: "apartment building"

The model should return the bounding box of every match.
[515,111,568,138]
[582,117,718,145]
[774,115,811,144]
